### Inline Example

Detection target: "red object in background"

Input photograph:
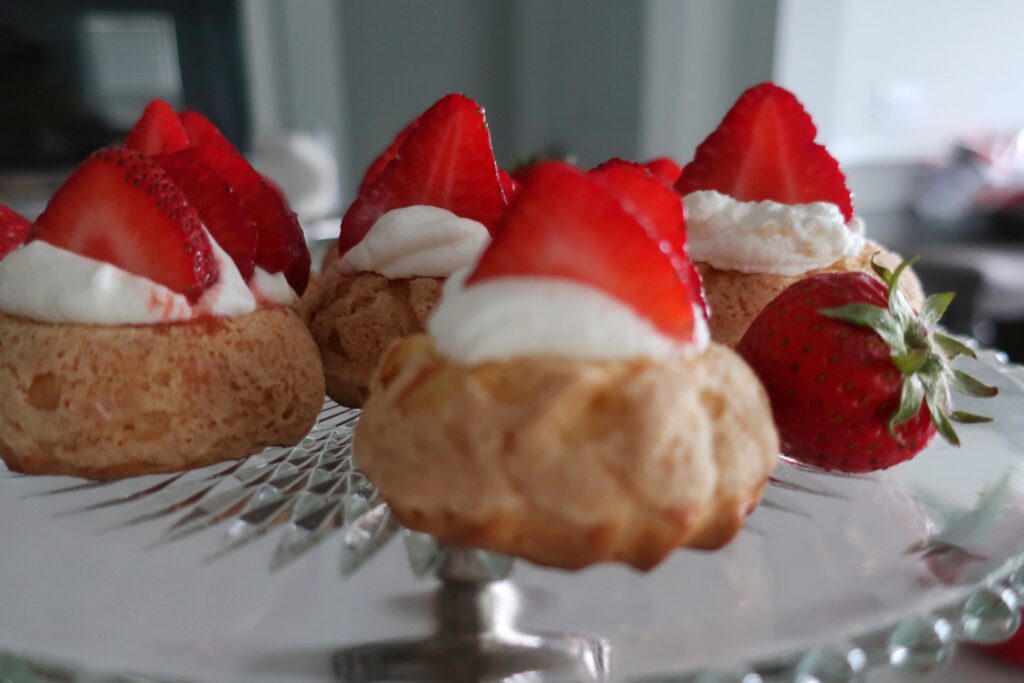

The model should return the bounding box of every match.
[978,617,1024,666]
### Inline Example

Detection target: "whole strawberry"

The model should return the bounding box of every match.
[737,258,997,472]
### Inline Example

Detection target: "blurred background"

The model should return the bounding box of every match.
[2,0,1024,356]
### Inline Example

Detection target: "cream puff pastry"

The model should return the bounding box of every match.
[356,160,778,570]
[674,83,924,346]
[306,94,516,407]
[0,101,323,479]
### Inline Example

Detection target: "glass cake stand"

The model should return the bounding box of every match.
[2,347,1024,683]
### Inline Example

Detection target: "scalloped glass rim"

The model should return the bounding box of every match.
[0,347,1023,682]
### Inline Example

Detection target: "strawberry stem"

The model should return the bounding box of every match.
[921,292,955,328]
[819,303,905,350]
[821,257,997,448]
[890,375,925,438]
[933,333,977,360]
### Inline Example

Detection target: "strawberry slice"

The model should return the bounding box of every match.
[173,111,310,291]
[0,205,31,260]
[339,93,507,256]
[174,144,310,294]
[33,147,218,301]
[179,110,234,149]
[588,159,706,316]
[469,162,696,341]
[154,146,258,281]
[124,99,190,156]
[643,157,683,186]
[248,175,310,295]
[499,169,519,201]
[590,159,686,251]
[358,118,418,195]
[675,83,854,222]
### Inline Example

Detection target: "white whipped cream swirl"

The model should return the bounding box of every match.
[0,229,297,325]
[684,190,865,276]
[249,267,299,307]
[428,269,709,365]
[339,206,491,278]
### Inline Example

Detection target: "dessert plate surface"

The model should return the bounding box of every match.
[2,349,1024,682]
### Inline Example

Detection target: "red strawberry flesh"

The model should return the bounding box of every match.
[0,205,31,261]
[32,147,218,301]
[675,83,854,222]
[469,162,697,341]
[124,99,190,156]
[643,157,683,186]
[358,118,418,195]
[175,144,310,295]
[588,159,706,315]
[499,169,519,201]
[167,110,309,292]
[339,94,507,256]
[179,110,234,150]
[589,159,688,266]
[154,146,259,281]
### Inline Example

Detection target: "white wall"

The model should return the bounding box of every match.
[241,0,350,197]
[640,0,778,161]
[776,0,1024,166]
[244,0,776,201]
[246,0,1024,214]
[338,0,517,182]
[514,0,645,167]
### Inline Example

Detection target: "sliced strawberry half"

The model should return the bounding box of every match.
[675,82,854,222]
[588,159,706,316]
[590,159,686,250]
[124,99,190,156]
[358,118,418,195]
[154,146,258,281]
[174,111,310,291]
[339,93,507,256]
[178,110,235,150]
[643,157,683,186]
[468,162,697,341]
[32,147,218,301]
[499,169,519,202]
[175,144,310,294]
[0,205,31,260]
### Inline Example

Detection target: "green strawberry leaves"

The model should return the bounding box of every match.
[921,292,955,328]
[822,254,997,447]
[892,348,929,375]
[951,369,999,398]
[951,411,994,424]
[819,303,905,350]
[890,375,925,435]
[933,332,977,360]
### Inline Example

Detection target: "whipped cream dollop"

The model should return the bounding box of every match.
[428,269,709,365]
[0,229,296,325]
[249,267,299,307]
[339,206,491,278]
[684,190,865,276]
